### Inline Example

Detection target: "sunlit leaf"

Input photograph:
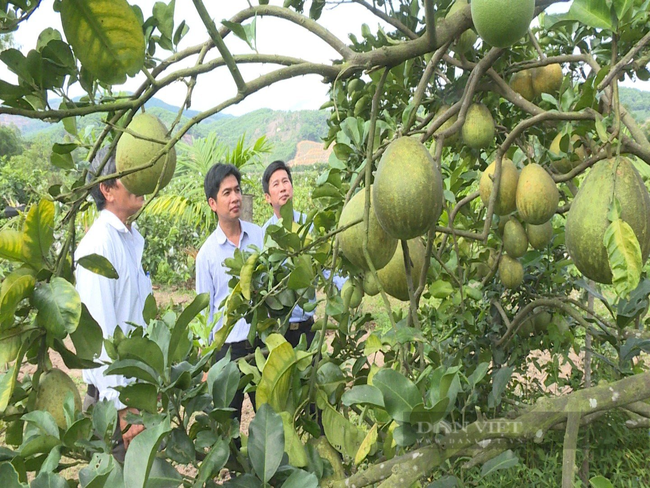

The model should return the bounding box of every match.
[33,277,81,339]
[22,199,54,269]
[60,0,145,84]
[604,219,642,297]
[77,254,119,279]
[123,418,171,488]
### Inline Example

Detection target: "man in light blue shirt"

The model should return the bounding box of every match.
[261,161,346,347]
[196,163,264,420]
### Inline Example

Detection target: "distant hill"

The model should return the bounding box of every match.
[620,87,650,124]
[0,97,330,165]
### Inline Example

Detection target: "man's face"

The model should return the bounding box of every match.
[264,169,293,213]
[102,180,145,218]
[208,174,242,223]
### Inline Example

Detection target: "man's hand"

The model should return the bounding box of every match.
[118,407,144,450]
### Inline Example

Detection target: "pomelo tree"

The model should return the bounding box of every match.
[1,0,650,486]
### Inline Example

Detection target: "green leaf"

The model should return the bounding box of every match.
[410,398,449,425]
[256,336,297,412]
[212,361,240,409]
[0,271,36,328]
[165,429,195,465]
[60,0,146,84]
[489,366,513,408]
[221,19,256,52]
[288,255,314,290]
[168,293,209,365]
[193,437,229,487]
[467,362,489,388]
[31,472,68,488]
[280,198,294,230]
[91,400,117,440]
[0,229,24,262]
[612,0,633,20]
[354,423,377,465]
[104,358,160,385]
[118,383,158,413]
[315,361,346,398]
[142,294,157,325]
[117,337,165,376]
[341,385,385,409]
[480,449,519,478]
[22,411,60,438]
[429,280,453,299]
[153,0,175,39]
[590,475,614,488]
[363,333,383,356]
[0,49,33,83]
[33,277,81,339]
[567,0,613,30]
[281,470,318,488]
[279,411,308,467]
[22,199,55,269]
[372,368,421,423]
[428,475,460,488]
[320,394,366,458]
[77,254,119,279]
[0,462,27,487]
[604,219,642,297]
[145,458,182,488]
[594,114,609,142]
[51,152,74,170]
[248,403,284,484]
[123,417,171,488]
[79,453,114,488]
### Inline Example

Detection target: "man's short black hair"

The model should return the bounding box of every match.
[204,163,241,201]
[262,160,292,195]
[87,147,118,210]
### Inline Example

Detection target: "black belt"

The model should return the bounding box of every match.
[289,316,314,331]
[87,384,99,398]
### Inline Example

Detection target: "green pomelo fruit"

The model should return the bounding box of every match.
[461,103,495,149]
[497,215,510,236]
[471,0,535,48]
[433,105,459,145]
[479,158,519,215]
[34,369,82,429]
[532,63,563,97]
[342,279,364,309]
[549,132,586,174]
[498,255,523,289]
[373,137,444,240]
[337,189,398,271]
[518,317,534,336]
[362,272,381,296]
[116,113,177,196]
[526,220,553,250]
[516,163,559,224]
[377,239,426,301]
[503,219,528,258]
[533,308,552,333]
[565,157,650,284]
[446,0,477,54]
[510,70,535,101]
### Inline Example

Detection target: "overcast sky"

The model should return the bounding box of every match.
[6,0,649,116]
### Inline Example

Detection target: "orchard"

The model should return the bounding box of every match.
[1,0,650,487]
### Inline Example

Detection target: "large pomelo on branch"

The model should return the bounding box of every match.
[565,157,650,284]
[479,158,519,215]
[503,219,528,258]
[471,0,535,48]
[516,163,559,224]
[446,0,477,54]
[526,220,553,250]
[509,70,535,101]
[34,368,82,429]
[377,239,426,301]
[461,103,495,150]
[337,188,398,271]
[532,63,563,97]
[549,132,586,174]
[116,113,177,196]
[498,255,523,289]
[373,137,443,240]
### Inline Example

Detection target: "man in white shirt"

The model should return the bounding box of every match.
[75,147,151,461]
[261,160,346,347]
[196,163,264,421]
